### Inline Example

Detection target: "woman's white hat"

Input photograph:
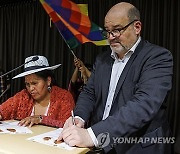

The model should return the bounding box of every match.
[12,55,61,79]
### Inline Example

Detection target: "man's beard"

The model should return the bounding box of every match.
[110,45,124,54]
[110,40,128,55]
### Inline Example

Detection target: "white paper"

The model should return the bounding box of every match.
[27,128,75,150]
[0,121,32,134]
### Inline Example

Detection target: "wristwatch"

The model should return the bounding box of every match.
[39,115,43,123]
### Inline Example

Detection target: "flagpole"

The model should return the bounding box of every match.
[70,49,77,58]
[57,28,77,59]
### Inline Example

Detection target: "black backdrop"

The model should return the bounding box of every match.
[0,0,179,153]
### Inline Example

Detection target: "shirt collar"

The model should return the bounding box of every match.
[111,36,141,60]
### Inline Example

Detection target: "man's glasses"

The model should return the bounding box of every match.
[102,20,138,39]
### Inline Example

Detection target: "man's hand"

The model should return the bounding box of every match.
[18,115,42,127]
[58,116,85,141]
[58,125,94,147]
[63,116,85,129]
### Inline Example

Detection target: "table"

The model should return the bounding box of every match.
[0,124,90,154]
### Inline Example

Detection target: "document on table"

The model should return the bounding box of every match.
[0,121,32,134]
[27,128,75,150]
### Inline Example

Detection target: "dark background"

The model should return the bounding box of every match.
[0,0,179,153]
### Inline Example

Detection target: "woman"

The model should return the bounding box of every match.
[68,57,92,102]
[0,55,75,128]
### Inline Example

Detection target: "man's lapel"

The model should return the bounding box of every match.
[101,55,114,105]
[112,40,144,103]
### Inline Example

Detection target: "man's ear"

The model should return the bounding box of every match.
[134,20,142,35]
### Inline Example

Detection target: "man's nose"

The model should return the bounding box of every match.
[108,32,116,39]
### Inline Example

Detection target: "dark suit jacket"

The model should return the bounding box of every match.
[75,39,173,154]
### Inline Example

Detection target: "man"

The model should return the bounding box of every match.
[59,2,173,154]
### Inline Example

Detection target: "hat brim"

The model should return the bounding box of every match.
[12,64,61,79]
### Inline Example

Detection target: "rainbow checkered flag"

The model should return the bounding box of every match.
[40,0,108,49]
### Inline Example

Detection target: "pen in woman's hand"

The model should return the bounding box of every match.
[71,110,75,125]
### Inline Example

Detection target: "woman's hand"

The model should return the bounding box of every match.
[74,58,85,68]
[79,66,86,75]
[74,58,81,68]
[18,115,42,127]
[79,66,91,84]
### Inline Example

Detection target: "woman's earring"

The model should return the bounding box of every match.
[47,85,51,92]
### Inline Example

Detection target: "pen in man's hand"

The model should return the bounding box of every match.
[71,110,75,125]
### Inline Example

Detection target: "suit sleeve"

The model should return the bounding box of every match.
[74,59,98,122]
